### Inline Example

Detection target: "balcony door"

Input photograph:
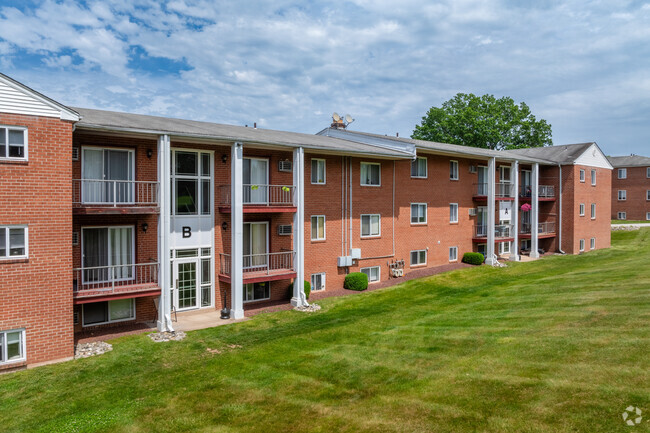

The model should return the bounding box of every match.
[477,166,487,195]
[243,222,268,269]
[521,170,532,196]
[82,148,134,204]
[477,206,488,237]
[243,158,268,204]
[82,226,134,283]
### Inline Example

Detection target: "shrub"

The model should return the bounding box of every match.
[344,272,368,291]
[462,252,484,265]
[289,280,311,299]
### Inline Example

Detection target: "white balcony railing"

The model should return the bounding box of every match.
[219,185,295,206]
[520,185,555,198]
[521,221,556,235]
[73,179,159,207]
[474,182,514,198]
[73,262,159,295]
[219,251,295,276]
[474,224,513,238]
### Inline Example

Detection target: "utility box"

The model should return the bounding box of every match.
[350,248,361,259]
[337,256,353,267]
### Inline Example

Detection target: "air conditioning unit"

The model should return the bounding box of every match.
[278,160,292,172]
[72,232,79,246]
[277,224,292,236]
[73,311,79,325]
[350,248,361,259]
[468,208,477,216]
[72,147,79,161]
[469,165,477,173]
[337,256,353,267]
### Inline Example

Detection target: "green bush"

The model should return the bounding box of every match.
[344,272,368,291]
[462,252,484,265]
[289,280,311,299]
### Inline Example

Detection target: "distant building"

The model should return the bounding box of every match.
[608,155,650,221]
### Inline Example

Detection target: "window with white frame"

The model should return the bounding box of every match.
[579,169,585,182]
[647,190,650,201]
[449,246,458,261]
[647,212,650,221]
[81,147,134,204]
[311,158,326,184]
[81,226,134,283]
[499,166,511,183]
[410,249,426,266]
[361,214,380,237]
[82,299,135,326]
[449,160,459,180]
[411,157,427,178]
[410,203,427,224]
[647,167,650,178]
[618,190,627,200]
[579,203,585,216]
[618,212,626,220]
[311,273,326,291]
[311,215,325,241]
[449,203,459,223]
[172,150,212,215]
[360,162,381,186]
[0,226,27,259]
[0,329,25,365]
[579,239,585,252]
[0,126,27,160]
[243,282,270,302]
[360,266,380,283]
[499,241,511,255]
[617,168,627,179]
[591,169,596,185]
[591,203,596,219]
[590,238,596,249]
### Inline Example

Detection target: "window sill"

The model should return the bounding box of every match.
[0,258,29,265]
[410,264,427,268]
[450,178,459,181]
[410,223,427,226]
[360,184,381,187]
[360,236,381,239]
[310,239,327,243]
[0,159,28,166]
[449,222,459,225]
[0,360,27,371]
[410,176,428,180]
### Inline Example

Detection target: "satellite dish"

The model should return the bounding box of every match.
[332,112,341,122]
[345,114,354,124]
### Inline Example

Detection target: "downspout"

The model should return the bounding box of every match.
[342,156,346,257]
[557,164,566,254]
[349,157,353,254]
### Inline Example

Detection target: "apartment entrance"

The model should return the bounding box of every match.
[174,258,198,310]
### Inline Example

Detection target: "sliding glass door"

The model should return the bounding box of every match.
[243,158,268,204]
[243,222,268,268]
[82,148,134,204]
[82,227,134,283]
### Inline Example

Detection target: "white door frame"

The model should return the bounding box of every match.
[173,256,200,311]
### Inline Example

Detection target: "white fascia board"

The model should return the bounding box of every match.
[0,74,80,121]
[573,143,614,170]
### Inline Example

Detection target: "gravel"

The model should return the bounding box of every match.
[294,303,321,312]
[75,341,113,359]
[148,331,187,342]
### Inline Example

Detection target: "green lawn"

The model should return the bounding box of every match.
[2,230,649,433]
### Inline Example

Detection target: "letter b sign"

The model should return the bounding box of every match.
[182,226,192,238]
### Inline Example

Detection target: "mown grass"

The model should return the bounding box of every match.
[1,229,649,432]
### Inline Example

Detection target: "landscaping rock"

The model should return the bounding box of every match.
[294,303,321,312]
[148,331,186,342]
[611,224,644,231]
[75,341,112,359]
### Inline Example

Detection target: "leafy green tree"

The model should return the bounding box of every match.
[412,93,552,150]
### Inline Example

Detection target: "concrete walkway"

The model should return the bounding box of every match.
[174,308,249,332]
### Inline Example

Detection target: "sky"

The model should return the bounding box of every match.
[0,0,649,156]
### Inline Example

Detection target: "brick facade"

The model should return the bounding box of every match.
[611,166,650,221]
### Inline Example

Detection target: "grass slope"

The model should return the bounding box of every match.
[1,230,649,433]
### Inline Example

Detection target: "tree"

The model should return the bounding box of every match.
[412,93,552,150]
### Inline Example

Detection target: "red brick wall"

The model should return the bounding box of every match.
[0,113,74,368]
[611,166,650,221]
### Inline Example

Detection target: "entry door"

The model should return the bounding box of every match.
[174,258,198,310]
[243,158,269,204]
[243,222,268,269]
[477,166,487,195]
[477,206,488,237]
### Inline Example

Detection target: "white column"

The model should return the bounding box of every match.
[157,134,173,331]
[530,162,540,258]
[485,157,497,265]
[230,142,245,319]
[291,147,307,307]
[510,160,520,261]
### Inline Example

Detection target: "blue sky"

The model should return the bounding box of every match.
[1,0,649,156]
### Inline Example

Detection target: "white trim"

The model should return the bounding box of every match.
[579,239,585,252]
[647,167,650,179]
[579,169,585,182]
[579,203,585,216]
[171,149,214,216]
[410,157,427,178]
[0,125,28,161]
[0,328,26,365]
[310,158,326,185]
[410,249,427,266]
[82,298,136,327]
[0,225,28,260]
[590,237,596,250]
[80,225,135,284]
[0,74,80,121]
[310,215,326,241]
[591,203,596,219]
[449,246,458,262]
[617,168,627,179]
[410,203,427,224]
[310,272,326,291]
[360,214,381,238]
[360,162,381,186]
[81,146,135,204]
[590,169,596,186]
[449,203,459,223]
[618,211,626,220]
[449,160,459,180]
[618,190,627,201]
[646,190,650,201]
[360,266,380,283]
[646,212,650,221]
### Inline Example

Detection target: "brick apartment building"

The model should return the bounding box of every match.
[0,73,613,370]
[608,155,650,221]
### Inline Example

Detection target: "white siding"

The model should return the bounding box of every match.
[573,143,613,170]
[0,78,77,120]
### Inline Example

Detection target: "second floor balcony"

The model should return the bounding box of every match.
[520,221,556,237]
[473,183,515,200]
[473,224,514,241]
[218,251,296,283]
[218,184,296,213]
[73,262,160,303]
[520,185,556,200]
[73,179,159,214]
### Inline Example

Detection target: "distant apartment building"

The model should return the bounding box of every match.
[0,73,612,370]
[608,155,650,221]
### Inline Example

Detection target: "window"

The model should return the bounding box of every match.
[618,168,627,179]
[311,158,326,184]
[0,329,25,364]
[172,150,212,215]
[244,282,270,302]
[0,226,27,259]
[82,227,134,283]
[579,203,585,216]
[591,203,596,219]
[618,190,627,201]
[618,212,627,220]
[499,241,511,255]
[411,157,427,178]
[579,239,585,252]
[499,166,511,183]
[647,190,650,201]
[361,214,380,237]
[590,238,596,250]
[82,299,135,326]
[647,212,650,221]
[360,162,381,186]
[311,273,326,291]
[449,203,459,223]
[0,126,27,160]
[410,250,427,266]
[81,147,134,204]
[591,169,596,186]
[360,266,380,283]
[449,160,459,180]
[311,215,325,240]
[410,203,427,224]
[449,246,458,261]
[647,167,650,178]
[579,169,585,182]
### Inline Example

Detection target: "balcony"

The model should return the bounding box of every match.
[73,262,160,304]
[218,185,296,213]
[73,179,159,214]
[218,251,296,283]
[520,221,556,238]
[473,224,514,242]
[520,185,556,201]
[473,183,515,200]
